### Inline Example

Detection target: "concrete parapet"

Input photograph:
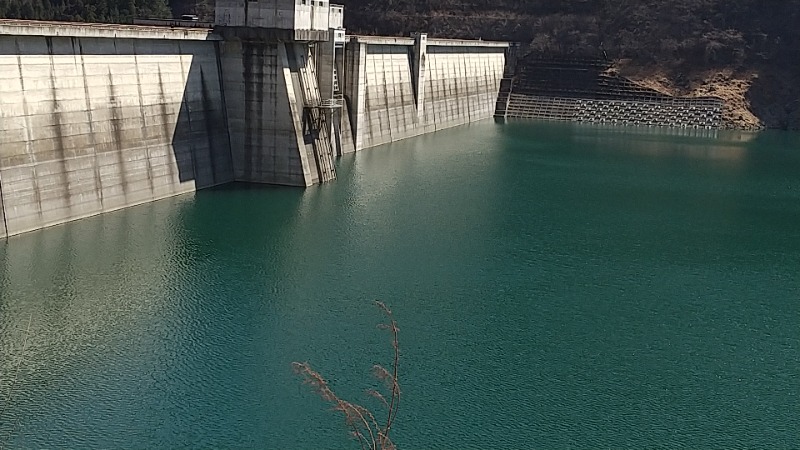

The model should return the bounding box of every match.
[0,19,217,40]
[213,25,328,42]
[349,35,509,48]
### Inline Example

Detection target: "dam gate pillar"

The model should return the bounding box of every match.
[411,33,428,120]
[215,0,345,185]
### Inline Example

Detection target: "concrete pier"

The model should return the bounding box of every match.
[219,40,319,186]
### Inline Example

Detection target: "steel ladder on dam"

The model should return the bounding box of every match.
[297,60,337,183]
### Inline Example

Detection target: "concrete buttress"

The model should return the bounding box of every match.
[412,33,427,119]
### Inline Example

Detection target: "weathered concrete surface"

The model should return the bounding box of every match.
[343,36,507,151]
[0,18,509,237]
[0,179,7,238]
[220,39,334,186]
[0,19,217,40]
[215,0,331,31]
[0,33,232,237]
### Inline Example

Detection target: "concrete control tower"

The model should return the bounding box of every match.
[215,0,342,32]
[214,0,344,40]
[212,0,348,185]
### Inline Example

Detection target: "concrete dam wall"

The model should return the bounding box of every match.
[0,21,508,239]
[344,35,507,151]
[0,22,233,238]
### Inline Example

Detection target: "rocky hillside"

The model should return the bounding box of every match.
[338,0,800,130]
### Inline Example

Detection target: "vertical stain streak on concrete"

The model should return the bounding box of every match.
[242,43,255,181]
[254,45,266,181]
[157,67,176,185]
[77,38,104,208]
[482,61,489,122]
[177,42,198,185]
[132,41,155,197]
[407,47,417,104]
[269,49,277,178]
[15,37,43,221]
[213,41,234,178]
[108,69,130,199]
[381,53,391,141]
[365,50,374,143]
[199,67,219,186]
[0,172,8,239]
[461,54,469,121]
[399,62,407,131]
[46,36,73,217]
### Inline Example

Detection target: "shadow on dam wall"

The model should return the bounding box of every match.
[0,32,234,238]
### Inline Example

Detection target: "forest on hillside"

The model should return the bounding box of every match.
[0,0,172,22]
[339,0,800,69]
[2,0,798,69]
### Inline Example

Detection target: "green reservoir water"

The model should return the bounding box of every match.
[1,122,799,448]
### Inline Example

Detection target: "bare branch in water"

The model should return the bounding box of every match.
[292,302,401,450]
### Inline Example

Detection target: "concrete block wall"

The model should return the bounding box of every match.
[505,94,723,129]
[577,98,722,128]
[0,34,232,238]
[344,38,507,151]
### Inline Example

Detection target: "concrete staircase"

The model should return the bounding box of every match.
[494,44,519,121]
[494,78,513,120]
[506,94,580,121]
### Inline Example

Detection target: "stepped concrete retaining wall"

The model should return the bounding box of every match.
[506,94,722,128]
[344,35,507,151]
[0,23,233,239]
[505,59,724,128]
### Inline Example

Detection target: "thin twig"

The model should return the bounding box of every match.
[376,302,400,443]
[0,314,33,450]
[293,302,401,450]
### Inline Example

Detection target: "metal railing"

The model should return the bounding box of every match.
[318,98,343,108]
